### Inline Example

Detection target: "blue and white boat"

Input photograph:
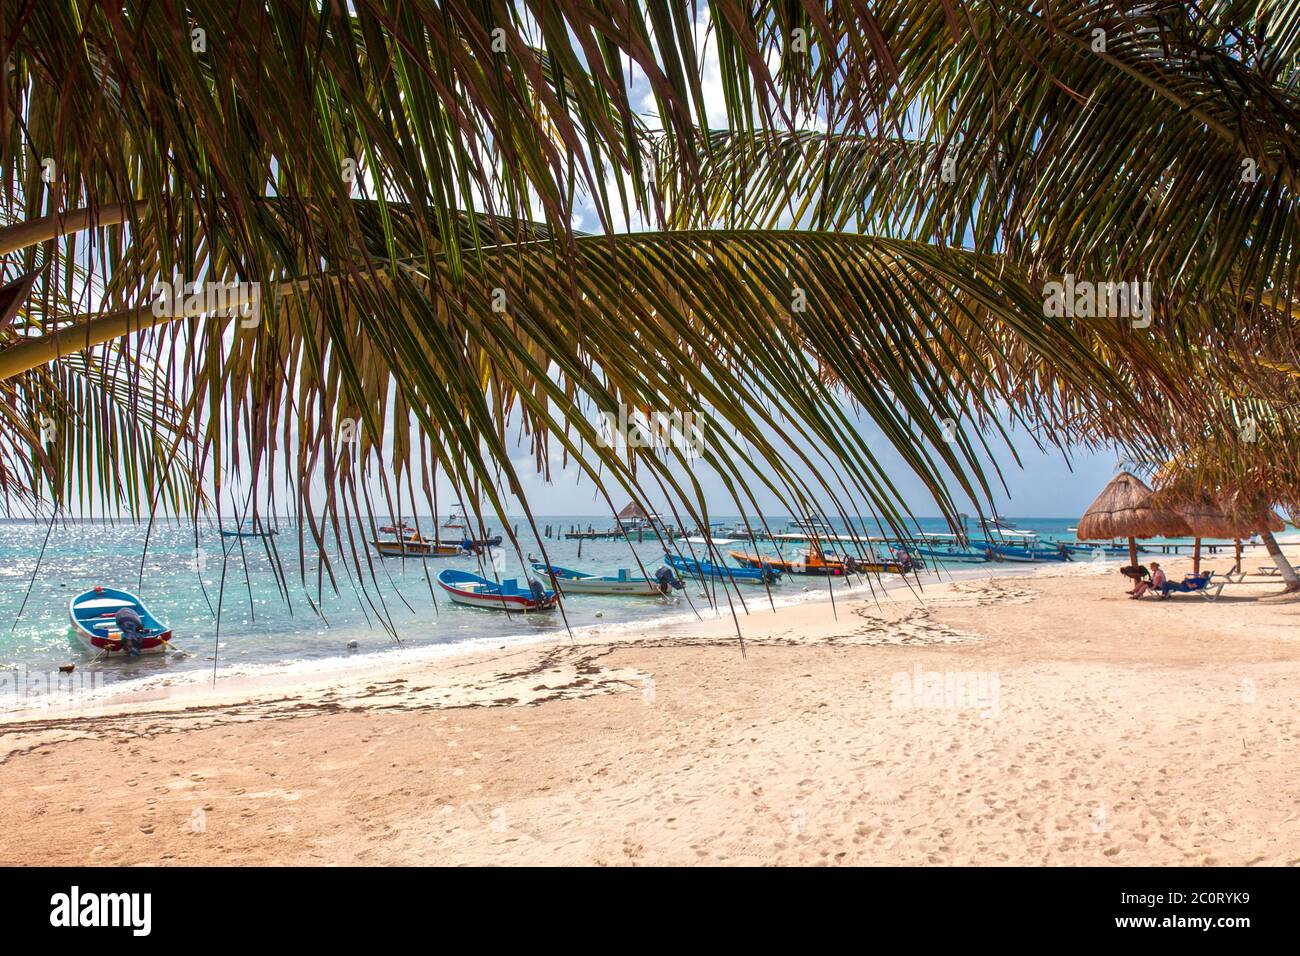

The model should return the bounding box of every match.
[973,537,1075,562]
[665,553,781,584]
[1056,541,1135,558]
[436,569,557,611]
[911,545,994,564]
[219,527,278,539]
[531,563,673,596]
[68,587,173,656]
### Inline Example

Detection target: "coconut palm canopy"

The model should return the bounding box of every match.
[1077,472,1192,541]
[0,2,1299,605]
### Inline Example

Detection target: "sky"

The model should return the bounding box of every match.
[529,14,1124,519]
[499,411,1123,519]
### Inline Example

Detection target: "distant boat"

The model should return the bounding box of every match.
[666,553,781,584]
[436,569,557,611]
[373,539,464,558]
[68,587,173,656]
[1058,541,1135,558]
[973,540,1074,563]
[373,524,462,558]
[220,527,277,539]
[532,563,670,596]
[911,545,991,564]
[437,506,501,548]
[963,513,1018,532]
[440,505,470,533]
[786,516,838,539]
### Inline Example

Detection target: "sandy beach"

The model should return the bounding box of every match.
[3,557,1299,867]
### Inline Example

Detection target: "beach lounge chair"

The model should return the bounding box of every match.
[1201,571,1296,601]
[1156,573,1219,600]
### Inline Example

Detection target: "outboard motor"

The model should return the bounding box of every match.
[113,606,146,657]
[653,565,683,595]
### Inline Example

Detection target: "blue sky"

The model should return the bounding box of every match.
[500,409,1123,519]
[524,18,1124,520]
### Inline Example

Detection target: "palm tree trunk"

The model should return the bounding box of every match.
[1259,529,1300,590]
[0,281,263,381]
[0,202,136,256]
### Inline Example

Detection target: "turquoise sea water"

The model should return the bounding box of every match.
[0,515,1218,703]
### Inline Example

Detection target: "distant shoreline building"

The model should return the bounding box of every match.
[615,501,665,533]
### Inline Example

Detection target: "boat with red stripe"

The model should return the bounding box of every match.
[436,569,558,611]
[68,586,173,656]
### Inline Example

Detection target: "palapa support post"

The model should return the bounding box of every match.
[1128,536,1137,568]
[1234,538,1242,574]
[1193,537,1202,575]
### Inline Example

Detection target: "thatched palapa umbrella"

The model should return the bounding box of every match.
[1077,472,1191,568]
[1164,495,1285,574]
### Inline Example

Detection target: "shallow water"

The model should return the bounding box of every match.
[0,515,1195,703]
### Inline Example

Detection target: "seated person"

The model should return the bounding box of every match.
[1131,562,1164,598]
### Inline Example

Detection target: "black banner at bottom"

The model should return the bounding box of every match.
[0,865,1288,943]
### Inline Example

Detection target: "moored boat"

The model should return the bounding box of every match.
[666,553,781,584]
[912,545,992,564]
[531,563,672,596]
[68,587,173,656]
[436,569,557,611]
[1057,541,1134,557]
[373,523,462,558]
[846,557,913,574]
[974,539,1075,562]
[728,548,847,576]
[438,506,502,549]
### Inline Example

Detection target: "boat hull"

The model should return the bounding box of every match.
[531,564,664,596]
[68,588,172,656]
[666,554,779,584]
[728,550,846,576]
[982,546,1073,563]
[847,561,911,574]
[373,540,462,557]
[911,547,992,564]
[436,570,558,611]
[550,578,662,596]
